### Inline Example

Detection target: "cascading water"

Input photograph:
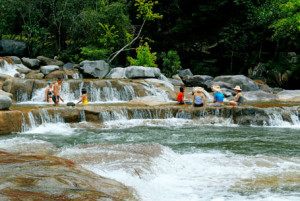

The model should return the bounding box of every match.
[0,61,20,77]
[263,107,300,128]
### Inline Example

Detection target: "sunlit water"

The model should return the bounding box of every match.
[0,119,299,201]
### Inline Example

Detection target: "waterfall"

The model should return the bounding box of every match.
[264,107,300,127]
[80,110,86,122]
[21,109,65,132]
[99,110,128,121]
[143,82,171,101]
[0,61,19,77]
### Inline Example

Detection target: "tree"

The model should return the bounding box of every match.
[127,42,157,67]
[108,0,163,64]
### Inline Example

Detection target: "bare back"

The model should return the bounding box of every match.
[54,82,60,97]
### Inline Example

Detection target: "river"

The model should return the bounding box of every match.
[0,118,299,201]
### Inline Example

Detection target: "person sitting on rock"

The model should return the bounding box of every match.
[177,86,186,105]
[229,85,243,106]
[77,88,89,105]
[45,82,54,103]
[212,85,224,106]
[193,87,205,107]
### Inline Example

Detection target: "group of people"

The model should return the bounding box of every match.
[177,85,243,107]
[45,77,89,105]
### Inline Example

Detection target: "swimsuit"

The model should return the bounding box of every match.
[237,96,243,106]
[194,96,204,107]
[82,96,89,105]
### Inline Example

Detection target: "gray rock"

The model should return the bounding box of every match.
[168,78,184,86]
[248,63,267,82]
[221,88,234,97]
[0,90,13,99]
[105,67,126,79]
[25,72,44,79]
[172,74,182,81]
[277,90,300,102]
[15,64,31,74]
[40,65,59,75]
[178,69,193,79]
[0,95,12,110]
[7,56,22,64]
[205,80,234,92]
[213,75,259,91]
[63,62,74,70]
[185,75,213,87]
[125,66,160,79]
[37,56,64,66]
[0,40,27,56]
[80,60,109,79]
[0,74,13,92]
[158,74,170,83]
[21,57,40,69]
[243,90,278,102]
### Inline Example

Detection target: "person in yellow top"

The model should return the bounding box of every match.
[77,89,89,105]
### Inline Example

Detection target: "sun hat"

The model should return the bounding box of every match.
[193,87,204,93]
[233,85,242,91]
[212,85,222,92]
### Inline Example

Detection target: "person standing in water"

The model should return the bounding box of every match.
[45,82,54,103]
[52,77,64,105]
[229,85,243,106]
[77,88,89,105]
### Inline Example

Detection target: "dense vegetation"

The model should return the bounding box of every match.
[0,0,299,87]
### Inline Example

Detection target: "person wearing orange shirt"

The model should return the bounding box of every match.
[177,86,186,105]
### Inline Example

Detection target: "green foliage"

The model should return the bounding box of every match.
[134,0,163,21]
[159,50,182,77]
[80,46,109,60]
[127,42,157,67]
[269,0,300,44]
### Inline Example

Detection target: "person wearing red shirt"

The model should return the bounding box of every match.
[177,86,186,105]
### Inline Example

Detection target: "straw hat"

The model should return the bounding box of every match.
[212,85,222,92]
[193,87,204,93]
[233,85,242,91]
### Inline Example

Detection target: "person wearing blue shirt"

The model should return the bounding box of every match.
[212,85,224,106]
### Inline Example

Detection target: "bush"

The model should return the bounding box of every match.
[160,50,182,77]
[127,42,157,67]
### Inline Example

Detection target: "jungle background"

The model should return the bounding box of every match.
[0,0,299,88]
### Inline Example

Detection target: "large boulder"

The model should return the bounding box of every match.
[0,40,27,56]
[243,90,278,102]
[0,90,13,99]
[6,56,22,64]
[40,65,59,75]
[125,66,160,79]
[25,72,44,79]
[185,75,213,87]
[80,60,109,79]
[105,67,126,79]
[277,90,300,102]
[37,56,64,66]
[63,62,74,70]
[15,64,31,74]
[168,78,184,86]
[0,152,138,200]
[178,69,193,79]
[21,57,40,69]
[204,80,234,92]
[45,70,77,79]
[0,95,12,110]
[213,75,259,91]
[0,74,13,92]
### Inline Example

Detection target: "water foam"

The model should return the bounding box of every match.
[80,147,300,201]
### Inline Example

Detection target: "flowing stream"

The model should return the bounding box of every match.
[0,115,299,201]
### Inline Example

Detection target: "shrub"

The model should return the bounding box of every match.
[160,50,182,77]
[127,42,157,67]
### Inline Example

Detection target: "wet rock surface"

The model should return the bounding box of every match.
[0,152,138,200]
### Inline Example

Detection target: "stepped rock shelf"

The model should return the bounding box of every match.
[1,103,299,135]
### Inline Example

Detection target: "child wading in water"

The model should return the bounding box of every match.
[77,89,89,105]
